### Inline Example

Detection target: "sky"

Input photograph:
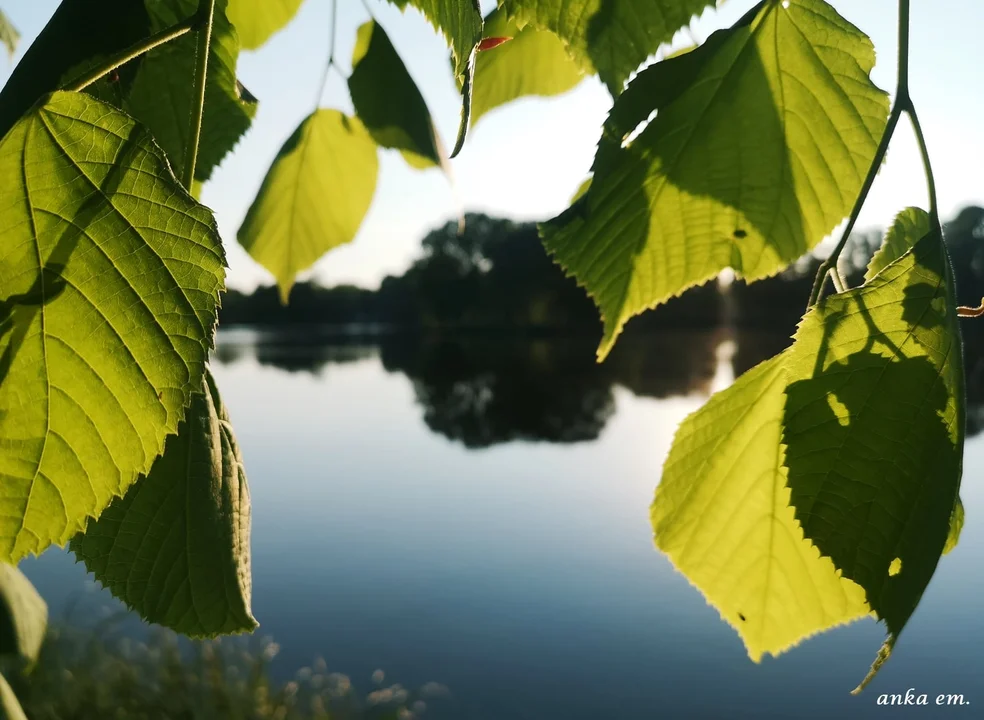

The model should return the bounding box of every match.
[2,0,983,292]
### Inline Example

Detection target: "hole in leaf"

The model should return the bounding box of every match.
[733,229,747,239]
[621,109,658,149]
[826,395,850,426]
[889,557,902,576]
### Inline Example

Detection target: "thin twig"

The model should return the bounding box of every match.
[315,0,340,108]
[182,0,216,190]
[63,18,196,92]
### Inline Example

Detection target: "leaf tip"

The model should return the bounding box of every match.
[852,635,896,694]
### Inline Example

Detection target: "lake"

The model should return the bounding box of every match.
[20,329,983,719]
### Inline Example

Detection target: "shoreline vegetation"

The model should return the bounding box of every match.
[5,620,448,720]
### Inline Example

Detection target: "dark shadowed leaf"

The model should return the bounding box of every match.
[349,20,446,170]
[71,370,256,637]
[0,91,225,562]
[783,230,963,673]
[126,0,257,182]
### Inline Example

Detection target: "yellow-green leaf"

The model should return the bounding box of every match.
[500,0,714,94]
[349,20,446,170]
[0,91,225,562]
[653,354,870,662]
[71,370,256,637]
[0,673,27,720]
[943,497,964,556]
[227,0,305,50]
[0,564,47,664]
[865,207,932,282]
[541,0,889,359]
[469,7,584,128]
[237,110,379,303]
[0,9,19,60]
[385,0,483,79]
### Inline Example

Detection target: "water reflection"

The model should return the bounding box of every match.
[214,325,984,446]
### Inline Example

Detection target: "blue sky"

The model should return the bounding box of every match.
[3,0,982,291]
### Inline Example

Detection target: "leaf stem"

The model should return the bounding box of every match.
[182,0,216,190]
[315,0,340,108]
[806,105,902,308]
[63,18,196,93]
[904,102,939,230]
[807,0,912,308]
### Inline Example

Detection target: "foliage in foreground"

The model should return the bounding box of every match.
[5,622,446,720]
[0,0,975,702]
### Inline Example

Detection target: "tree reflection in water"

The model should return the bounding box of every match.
[212,329,725,447]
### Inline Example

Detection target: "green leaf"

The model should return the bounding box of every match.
[783,229,963,687]
[385,0,483,79]
[541,0,889,359]
[0,91,225,562]
[469,7,584,129]
[0,0,152,141]
[500,0,714,94]
[227,0,305,50]
[653,354,870,662]
[126,0,257,183]
[0,9,20,59]
[0,565,47,663]
[656,226,963,680]
[0,673,27,720]
[237,110,379,303]
[865,207,932,282]
[70,370,256,637]
[943,497,964,556]
[349,20,446,170]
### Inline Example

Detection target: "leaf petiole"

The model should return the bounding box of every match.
[62,18,197,93]
[182,0,217,190]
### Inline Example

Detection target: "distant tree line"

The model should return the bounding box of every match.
[220,208,984,340]
[218,213,722,332]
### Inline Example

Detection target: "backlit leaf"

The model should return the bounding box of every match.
[656,227,963,684]
[227,0,305,50]
[126,0,257,183]
[0,564,47,663]
[865,207,931,282]
[943,497,964,556]
[500,0,714,94]
[71,370,256,637]
[541,0,889,359]
[237,110,379,303]
[349,20,446,170]
[0,9,19,59]
[0,673,27,720]
[653,354,870,663]
[385,0,483,79]
[469,7,584,128]
[783,229,963,653]
[0,91,225,562]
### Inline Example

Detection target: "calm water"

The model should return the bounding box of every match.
[21,329,983,719]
